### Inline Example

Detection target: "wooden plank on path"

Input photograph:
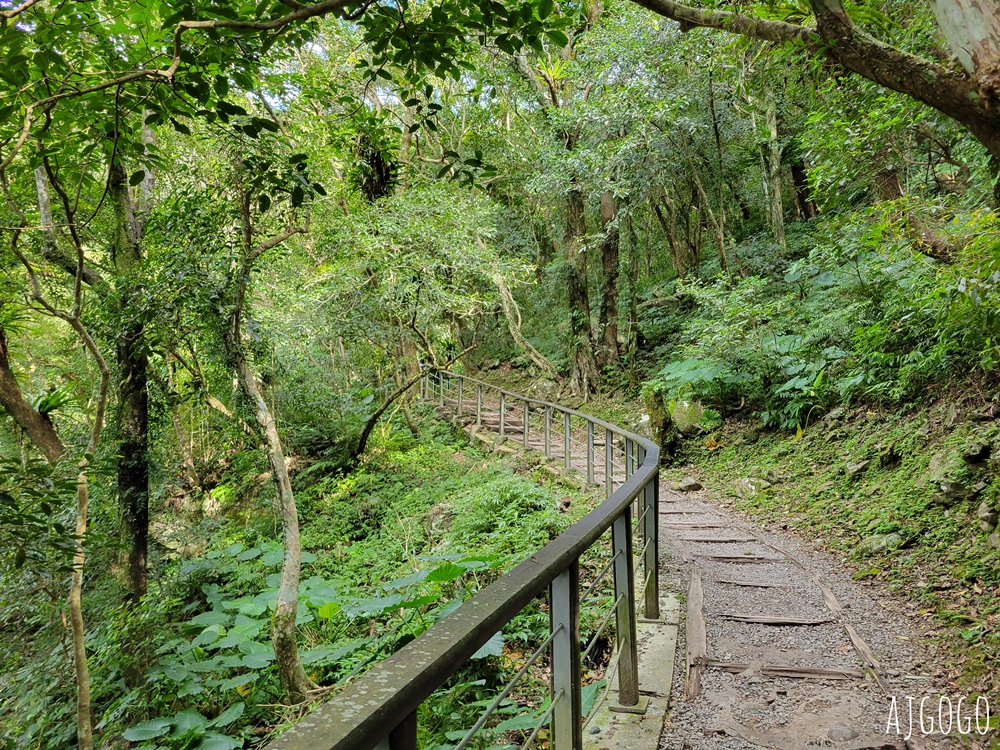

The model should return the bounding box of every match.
[666,523,728,530]
[708,662,862,680]
[684,571,707,701]
[715,579,790,588]
[717,613,834,626]
[695,555,783,564]
[844,623,890,691]
[677,536,757,543]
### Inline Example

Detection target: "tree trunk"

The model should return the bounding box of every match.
[790,160,818,218]
[231,347,313,702]
[110,160,149,602]
[0,325,65,462]
[566,187,599,395]
[229,170,313,704]
[597,191,620,368]
[929,0,1000,76]
[492,273,561,381]
[764,90,786,252]
[627,216,640,378]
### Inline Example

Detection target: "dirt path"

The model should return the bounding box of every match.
[657,482,978,750]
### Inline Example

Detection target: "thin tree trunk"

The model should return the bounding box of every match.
[230,171,313,703]
[763,90,786,251]
[566,186,599,395]
[110,159,149,602]
[790,160,818,218]
[597,191,620,368]
[68,321,108,750]
[230,347,313,702]
[626,216,640,380]
[492,272,561,381]
[707,69,730,272]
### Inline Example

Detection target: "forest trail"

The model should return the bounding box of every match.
[448,387,967,750]
[656,483,962,750]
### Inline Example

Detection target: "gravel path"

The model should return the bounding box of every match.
[658,483,983,750]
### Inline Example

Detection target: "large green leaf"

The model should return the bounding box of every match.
[122,719,171,741]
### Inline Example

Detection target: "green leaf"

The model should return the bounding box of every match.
[196,732,243,750]
[494,711,537,731]
[129,170,146,186]
[426,562,465,582]
[122,719,172,741]
[210,702,245,727]
[537,0,553,19]
[546,29,568,46]
[471,631,503,659]
[317,601,341,619]
[170,710,209,737]
[191,611,230,626]
[217,673,256,691]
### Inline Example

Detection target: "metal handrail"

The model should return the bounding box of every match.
[266,370,660,750]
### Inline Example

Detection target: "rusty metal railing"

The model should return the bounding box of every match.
[265,370,660,750]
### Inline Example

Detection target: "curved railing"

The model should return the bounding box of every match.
[266,371,660,750]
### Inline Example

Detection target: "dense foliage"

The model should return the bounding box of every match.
[3,0,1000,746]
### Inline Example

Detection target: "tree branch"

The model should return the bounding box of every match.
[0,0,42,20]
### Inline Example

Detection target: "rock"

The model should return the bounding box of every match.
[926,450,955,483]
[963,443,992,464]
[528,378,559,402]
[679,477,702,492]
[845,460,871,478]
[828,725,860,742]
[979,501,999,533]
[643,387,679,458]
[988,531,1000,550]
[734,477,772,499]
[426,503,454,535]
[671,399,705,436]
[854,533,903,557]
[939,480,971,500]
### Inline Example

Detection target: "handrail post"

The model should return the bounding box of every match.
[457,378,463,417]
[612,508,640,708]
[605,428,613,499]
[499,392,506,440]
[638,444,660,620]
[544,406,551,457]
[625,438,633,480]
[563,411,572,471]
[586,421,594,486]
[476,384,482,427]
[550,563,582,750]
[376,711,418,750]
[523,400,530,448]
[438,371,445,407]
